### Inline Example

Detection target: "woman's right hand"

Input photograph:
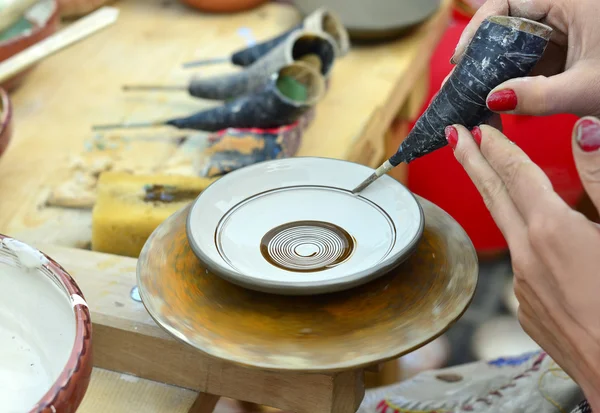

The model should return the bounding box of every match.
[451,0,600,118]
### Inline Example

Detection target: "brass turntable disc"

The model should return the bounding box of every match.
[136,196,478,372]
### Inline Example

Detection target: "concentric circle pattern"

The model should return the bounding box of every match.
[260,221,355,273]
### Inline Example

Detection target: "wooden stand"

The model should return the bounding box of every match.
[35,243,369,413]
[32,189,476,413]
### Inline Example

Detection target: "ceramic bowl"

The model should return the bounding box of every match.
[295,0,441,40]
[0,88,12,158]
[56,0,110,17]
[187,157,424,295]
[179,0,269,13]
[0,0,60,92]
[0,235,92,413]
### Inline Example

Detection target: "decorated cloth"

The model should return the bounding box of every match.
[357,351,589,413]
[200,108,315,178]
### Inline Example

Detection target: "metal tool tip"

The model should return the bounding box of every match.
[181,57,229,68]
[351,173,378,194]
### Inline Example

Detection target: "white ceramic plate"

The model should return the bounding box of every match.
[187,157,424,295]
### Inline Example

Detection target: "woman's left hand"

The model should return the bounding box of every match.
[444,118,600,408]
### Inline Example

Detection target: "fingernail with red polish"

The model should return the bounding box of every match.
[471,126,482,146]
[487,89,518,112]
[445,125,458,149]
[576,118,600,152]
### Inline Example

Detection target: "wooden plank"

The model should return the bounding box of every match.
[79,368,198,413]
[0,0,452,249]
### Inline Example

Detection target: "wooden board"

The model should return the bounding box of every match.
[0,0,452,249]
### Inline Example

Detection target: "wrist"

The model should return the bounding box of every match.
[575,336,600,406]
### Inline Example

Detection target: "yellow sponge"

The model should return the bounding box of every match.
[91,172,216,258]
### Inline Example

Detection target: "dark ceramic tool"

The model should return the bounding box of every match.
[352,16,553,193]
[181,7,349,68]
[93,62,325,132]
[122,30,336,101]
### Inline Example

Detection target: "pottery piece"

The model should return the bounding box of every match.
[178,0,268,13]
[187,157,424,295]
[0,234,92,413]
[0,0,60,91]
[359,351,585,413]
[0,88,13,158]
[294,0,441,41]
[56,0,111,17]
[0,0,39,33]
[137,193,477,371]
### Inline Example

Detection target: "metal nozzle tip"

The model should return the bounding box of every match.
[351,172,378,194]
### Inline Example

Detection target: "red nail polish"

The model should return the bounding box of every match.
[445,125,458,149]
[576,119,600,152]
[471,126,482,146]
[487,89,518,112]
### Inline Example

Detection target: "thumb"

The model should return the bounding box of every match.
[486,63,600,118]
[573,116,600,212]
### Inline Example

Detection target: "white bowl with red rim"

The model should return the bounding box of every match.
[0,234,92,413]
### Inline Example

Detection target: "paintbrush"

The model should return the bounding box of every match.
[93,61,325,133]
[352,16,553,194]
[180,7,349,68]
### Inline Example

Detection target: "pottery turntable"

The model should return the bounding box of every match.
[136,157,478,412]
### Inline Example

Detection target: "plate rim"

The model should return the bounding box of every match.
[186,157,425,295]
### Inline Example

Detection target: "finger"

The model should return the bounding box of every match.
[486,64,600,117]
[478,126,600,287]
[441,67,455,88]
[446,124,526,247]
[572,116,600,211]
[451,0,554,64]
[477,124,569,223]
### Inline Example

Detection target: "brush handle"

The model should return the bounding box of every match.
[389,16,552,166]
[0,6,118,84]
[231,24,302,67]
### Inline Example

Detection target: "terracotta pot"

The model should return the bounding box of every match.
[0,0,60,92]
[0,88,12,159]
[179,0,269,13]
[0,235,93,413]
[56,0,112,18]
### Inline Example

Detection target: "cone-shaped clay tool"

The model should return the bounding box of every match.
[94,61,325,133]
[123,30,336,101]
[352,16,553,194]
[182,7,350,68]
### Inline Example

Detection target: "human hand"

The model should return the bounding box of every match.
[444,118,600,409]
[451,0,600,118]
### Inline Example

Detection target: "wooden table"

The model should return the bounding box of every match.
[0,0,452,410]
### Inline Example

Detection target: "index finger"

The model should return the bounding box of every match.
[452,0,553,64]
[477,124,565,223]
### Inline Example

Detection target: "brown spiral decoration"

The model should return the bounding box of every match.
[260,221,355,273]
